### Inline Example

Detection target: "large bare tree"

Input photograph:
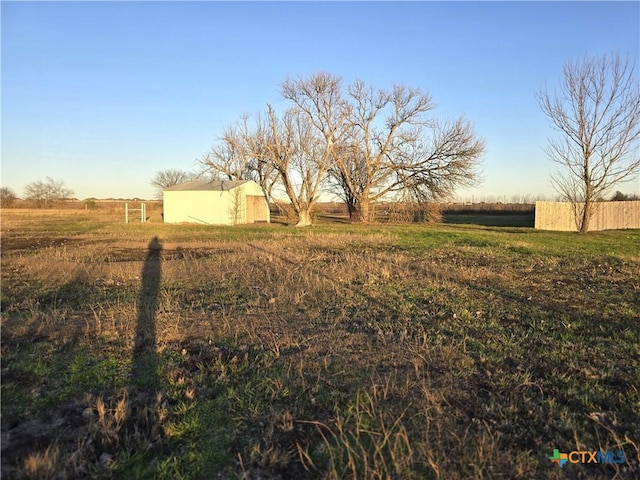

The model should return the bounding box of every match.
[263,104,330,227]
[537,54,640,233]
[279,72,350,225]
[331,80,484,222]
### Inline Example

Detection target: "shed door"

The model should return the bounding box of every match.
[247,196,267,222]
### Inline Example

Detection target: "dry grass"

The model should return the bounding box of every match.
[22,445,61,480]
[2,209,639,479]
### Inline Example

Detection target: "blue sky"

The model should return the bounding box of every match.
[2,1,639,200]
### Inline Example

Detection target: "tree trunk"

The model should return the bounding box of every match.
[579,198,592,233]
[579,179,594,233]
[295,208,313,227]
[352,194,371,223]
[346,200,356,219]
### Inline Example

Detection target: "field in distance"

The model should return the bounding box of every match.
[1,209,638,479]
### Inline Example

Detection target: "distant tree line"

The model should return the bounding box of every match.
[1,177,74,208]
[609,191,639,201]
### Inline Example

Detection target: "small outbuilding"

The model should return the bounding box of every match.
[163,179,270,225]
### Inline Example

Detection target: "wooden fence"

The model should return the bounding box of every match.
[535,201,640,231]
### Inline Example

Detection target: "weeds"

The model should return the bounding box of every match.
[315,390,415,480]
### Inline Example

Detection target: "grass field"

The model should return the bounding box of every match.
[443,213,535,228]
[1,209,639,479]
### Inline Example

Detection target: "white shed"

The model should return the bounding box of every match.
[163,179,270,225]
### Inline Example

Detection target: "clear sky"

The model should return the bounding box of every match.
[2,1,639,201]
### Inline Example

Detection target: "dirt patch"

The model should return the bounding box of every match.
[1,400,89,478]
[0,237,84,253]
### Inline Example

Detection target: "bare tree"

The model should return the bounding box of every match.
[327,144,368,218]
[200,114,279,201]
[263,104,330,227]
[150,169,195,199]
[1,187,17,206]
[537,54,640,233]
[279,72,350,226]
[201,72,483,225]
[332,80,484,222]
[202,123,252,180]
[24,177,74,207]
[392,117,485,201]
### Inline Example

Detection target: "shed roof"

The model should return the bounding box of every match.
[164,179,250,192]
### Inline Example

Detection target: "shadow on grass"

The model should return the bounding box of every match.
[0,238,164,477]
[96,236,164,476]
[131,236,162,390]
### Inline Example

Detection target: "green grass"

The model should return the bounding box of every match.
[443,212,535,227]
[1,209,639,479]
